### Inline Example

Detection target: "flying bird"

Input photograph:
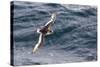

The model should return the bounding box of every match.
[32,13,57,53]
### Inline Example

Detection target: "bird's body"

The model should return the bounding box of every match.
[32,13,56,53]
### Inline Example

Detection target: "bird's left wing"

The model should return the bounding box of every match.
[33,33,44,53]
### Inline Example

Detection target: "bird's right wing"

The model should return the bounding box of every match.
[45,13,56,27]
[44,13,56,35]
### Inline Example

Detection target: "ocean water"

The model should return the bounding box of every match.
[11,1,97,66]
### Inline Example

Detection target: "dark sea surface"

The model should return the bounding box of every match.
[11,1,97,66]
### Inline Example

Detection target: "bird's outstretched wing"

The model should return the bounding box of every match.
[33,33,44,53]
[45,13,56,28]
[44,13,56,35]
[36,13,56,35]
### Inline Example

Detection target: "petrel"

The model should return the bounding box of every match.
[32,13,57,53]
